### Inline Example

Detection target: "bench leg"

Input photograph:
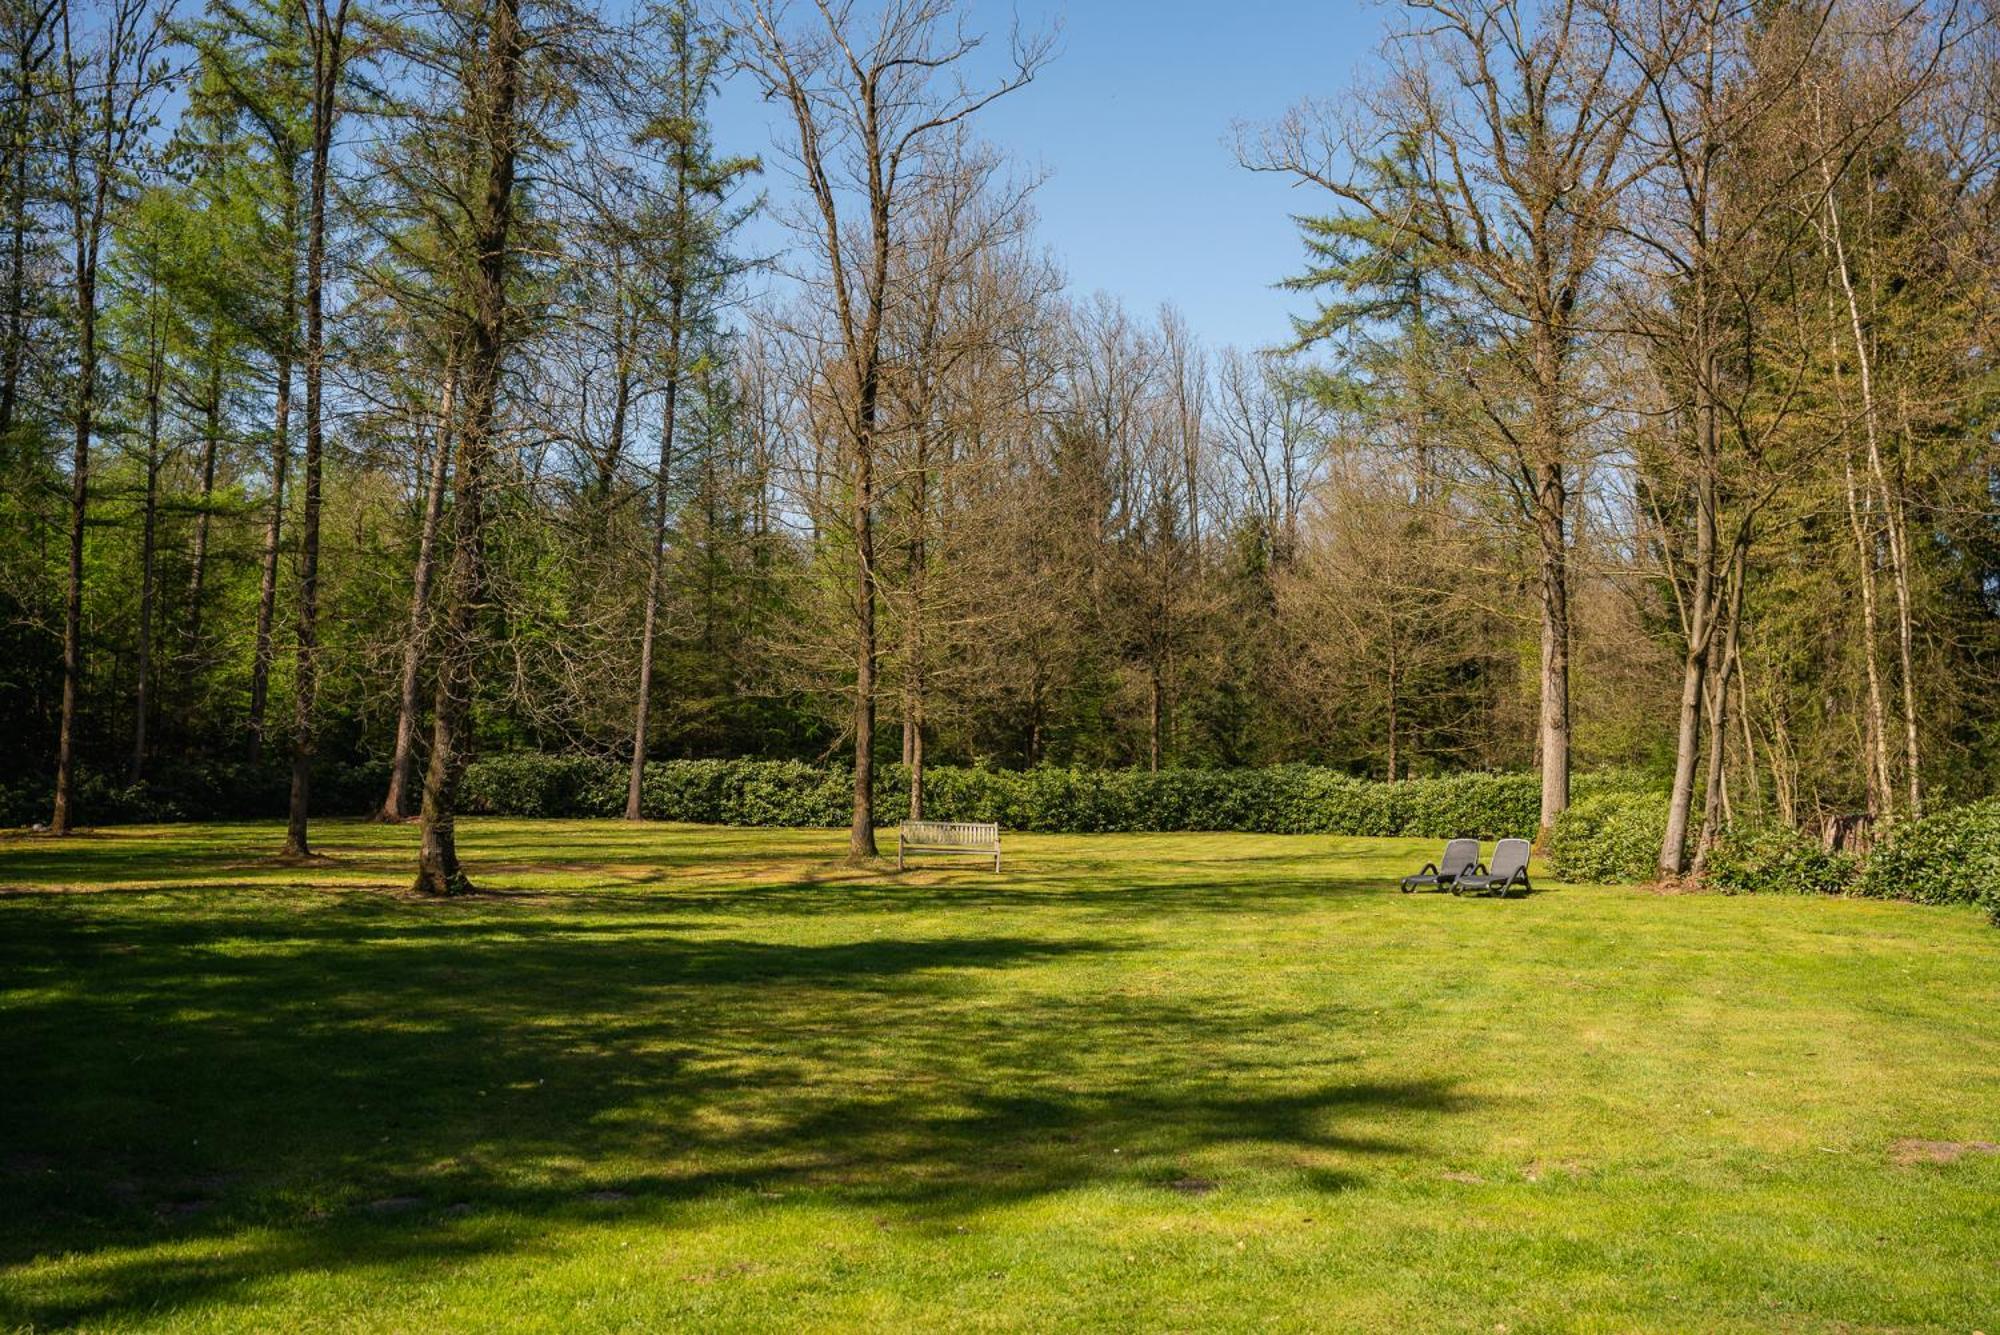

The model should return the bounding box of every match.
[897,842,904,872]
[993,851,1001,873]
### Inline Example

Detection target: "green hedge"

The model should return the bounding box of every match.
[1545,791,1668,883]
[1702,823,1858,897]
[0,760,388,828]
[449,755,1650,838]
[1858,798,2000,916]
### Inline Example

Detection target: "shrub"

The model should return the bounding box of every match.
[1545,791,1668,883]
[460,753,622,818]
[0,751,1680,842]
[387,755,1577,838]
[1702,822,1856,897]
[1857,798,2000,908]
[0,759,389,828]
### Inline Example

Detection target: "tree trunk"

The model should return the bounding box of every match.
[905,454,927,820]
[284,0,348,857]
[1658,323,1722,877]
[380,365,456,821]
[51,202,103,834]
[184,341,223,666]
[1842,454,1893,820]
[850,418,879,857]
[129,319,164,785]
[414,0,522,895]
[625,338,680,821]
[1533,460,1571,841]
[247,142,301,766]
[248,345,292,765]
[1828,191,1919,815]
[0,12,46,440]
[1693,552,1744,871]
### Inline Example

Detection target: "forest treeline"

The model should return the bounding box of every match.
[0,0,1994,886]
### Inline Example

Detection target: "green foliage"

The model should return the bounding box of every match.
[1858,798,2000,909]
[451,756,1645,838]
[0,760,387,828]
[1,756,1671,836]
[1702,824,1858,897]
[1545,791,1668,883]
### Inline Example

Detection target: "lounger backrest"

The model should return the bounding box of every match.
[1442,838,1481,876]
[1488,838,1531,879]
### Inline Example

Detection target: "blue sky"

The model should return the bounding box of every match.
[710,1,1381,353]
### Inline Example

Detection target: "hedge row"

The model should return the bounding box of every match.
[1857,797,2000,919]
[461,755,1648,838]
[2,754,1630,837]
[1545,784,1999,921]
[0,759,390,829]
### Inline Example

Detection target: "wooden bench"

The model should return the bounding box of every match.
[897,820,1002,872]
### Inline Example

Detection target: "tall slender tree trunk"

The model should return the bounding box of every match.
[284,0,348,857]
[414,0,522,895]
[905,454,926,821]
[52,172,108,834]
[1658,321,1721,877]
[1821,125,1916,819]
[380,365,456,821]
[850,408,879,857]
[249,345,292,764]
[184,342,223,664]
[129,315,164,784]
[1842,454,1893,819]
[247,158,300,765]
[1770,686,1798,828]
[625,323,681,821]
[1533,459,1571,842]
[1735,648,1760,817]
[0,5,49,440]
[1693,547,1745,870]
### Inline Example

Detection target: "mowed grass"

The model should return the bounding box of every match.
[2,821,1997,1332]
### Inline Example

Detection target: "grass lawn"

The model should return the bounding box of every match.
[2,820,1997,1332]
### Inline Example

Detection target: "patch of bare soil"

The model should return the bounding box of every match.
[1888,1138,1999,1166]
[364,1195,425,1214]
[1167,1177,1217,1196]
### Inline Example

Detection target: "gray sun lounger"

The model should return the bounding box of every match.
[1401,838,1481,894]
[1452,837,1533,897]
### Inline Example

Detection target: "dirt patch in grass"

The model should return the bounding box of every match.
[1888,1138,1998,1166]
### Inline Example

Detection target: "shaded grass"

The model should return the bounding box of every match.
[1,820,1997,1331]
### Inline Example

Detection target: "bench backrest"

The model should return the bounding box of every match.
[901,820,999,848]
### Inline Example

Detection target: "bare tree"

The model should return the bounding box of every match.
[735,0,1048,859]
[1246,0,1647,838]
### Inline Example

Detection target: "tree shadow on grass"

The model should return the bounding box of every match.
[0,839,1481,1328]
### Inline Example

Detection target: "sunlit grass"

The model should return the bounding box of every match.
[2,819,1996,1331]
